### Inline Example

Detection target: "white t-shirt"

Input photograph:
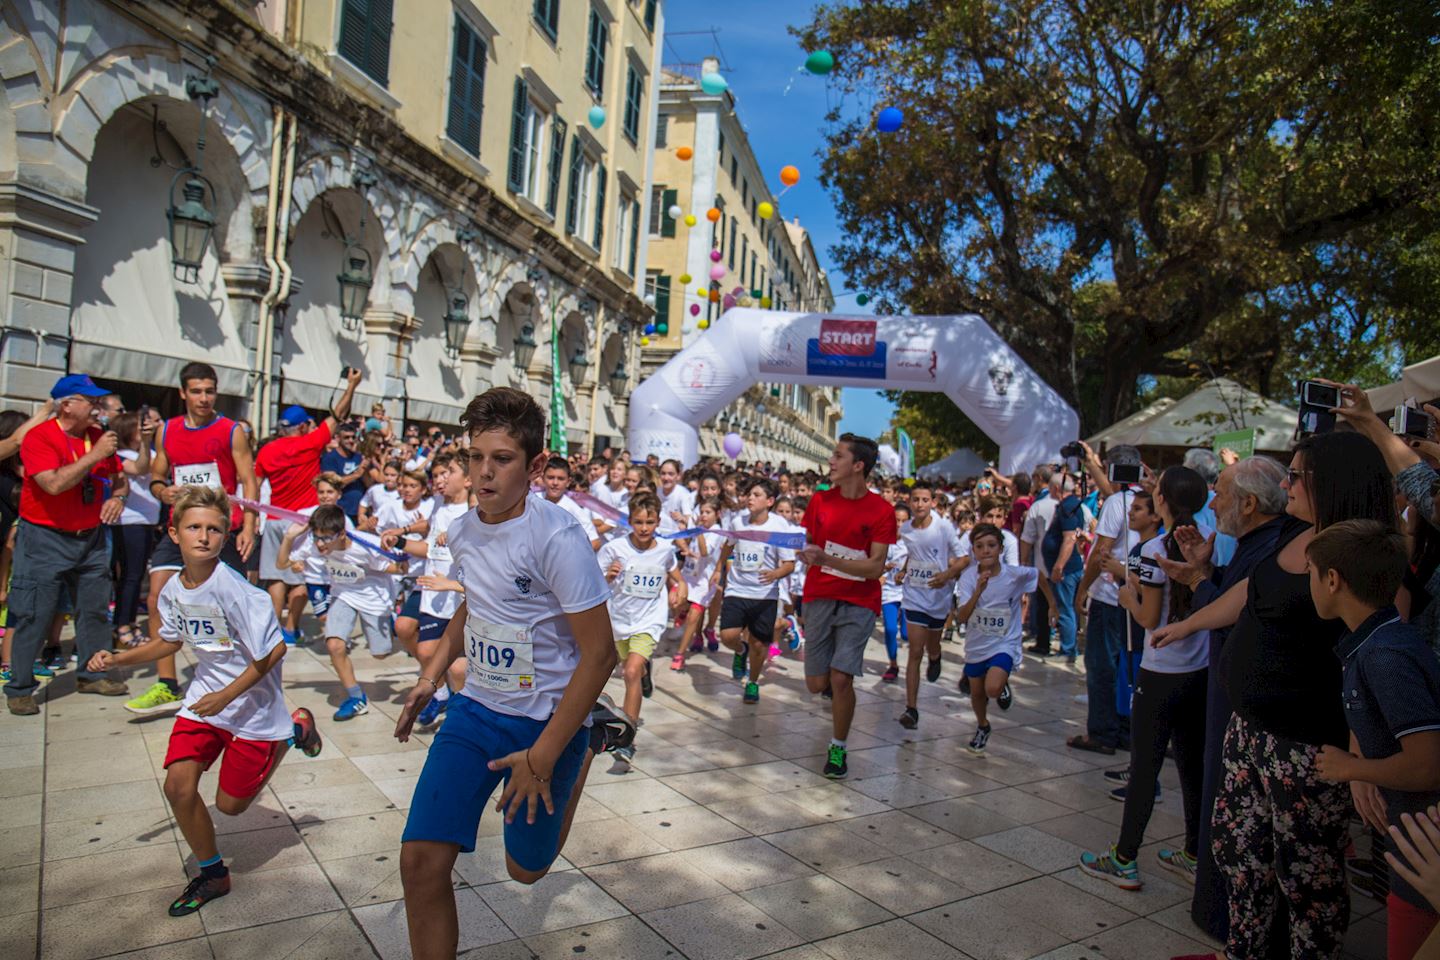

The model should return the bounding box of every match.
[724,513,797,601]
[404,456,428,472]
[117,449,161,525]
[588,481,630,542]
[309,538,398,615]
[286,508,357,584]
[376,497,432,540]
[360,483,401,520]
[448,495,612,721]
[882,540,908,606]
[681,529,724,594]
[596,535,678,638]
[156,564,291,741]
[900,515,965,619]
[958,527,1020,568]
[1089,487,1142,607]
[659,485,696,535]
[419,499,470,619]
[1138,529,1211,673]
[549,493,599,543]
[954,563,1039,668]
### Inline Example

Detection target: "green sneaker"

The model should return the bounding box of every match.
[1079,846,1142,890]
[731,650,747,679]
[823,743,848,779]
[743,681,760,703]
[1157,848,1197,885]
[124,681,183,717]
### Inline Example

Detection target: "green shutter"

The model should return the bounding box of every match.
[644,0,657,32]
[585,10,608,95]
[533,0,558,41]
[593,163,607,250]
[628,199,640,275]
[564,135,582,235]
[623,67,642,144]
[728,220,736,268]
[366,0,393,85]
[660,187,676,238]
[446,17,485,156]
[507,77,528,192]
[546,116,567,215]
[337,0,369,71]
[655,275,671,333]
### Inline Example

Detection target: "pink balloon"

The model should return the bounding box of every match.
[708,264,727,281]
[689,303,701,316]
[723,432,743,458]
[722,294,737,310]
[732,285,745,295]
[709,250,722,262]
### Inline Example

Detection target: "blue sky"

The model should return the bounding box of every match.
[662,2,897,438]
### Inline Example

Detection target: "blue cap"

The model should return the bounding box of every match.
[50,374,111,400]
[365,417,384,433]
[278,405,312,428]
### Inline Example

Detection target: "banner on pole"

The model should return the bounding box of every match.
[1212,428,1256,461]
[896,428,915,478]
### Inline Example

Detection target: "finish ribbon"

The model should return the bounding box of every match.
[234,497,409,562]
[560,490,806,549]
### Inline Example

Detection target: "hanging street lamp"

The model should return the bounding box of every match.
[609,361,629,398]
[513,323,538,370]
[568,346,591,385]
[443,292,471,357]
[166,69,220,283]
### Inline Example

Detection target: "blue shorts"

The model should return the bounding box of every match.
[417,613,449,643]
[903,608,948,630]
[399,589,422,620]
[306,583,330,617]
[402,694,590,869]
[963,653,1015,679]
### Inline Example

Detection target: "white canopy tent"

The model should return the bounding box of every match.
[918,448,991,482]
[1366,355,1440,412]
[1086,378,1297,452]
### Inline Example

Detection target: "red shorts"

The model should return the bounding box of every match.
[163,716,286,800]
[1389,892,1440,960]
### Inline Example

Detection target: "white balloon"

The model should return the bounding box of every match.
[668,204,683,219]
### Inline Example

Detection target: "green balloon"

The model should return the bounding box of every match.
[750,289,763,299]
[856,293,870,306]
[805,50,835,75]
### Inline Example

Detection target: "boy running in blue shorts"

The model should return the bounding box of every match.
[394,388,628,960]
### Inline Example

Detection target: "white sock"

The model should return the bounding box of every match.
[433,683,451,702]
[830,738,846,750]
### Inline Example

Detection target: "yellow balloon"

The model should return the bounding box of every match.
[640,335,650,346]
[758,202,775,220]
[760,296,772,308]
[683,214,697,227]
[698,319,710,330]
[678,273,692,285]
[696,286,707,297]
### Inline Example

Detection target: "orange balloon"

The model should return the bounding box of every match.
[706,207,721,222]
[779,165,800,186]
[708,289,720,303]
[676,147,694,161]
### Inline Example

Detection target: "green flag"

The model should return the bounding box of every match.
[549,315,566,455]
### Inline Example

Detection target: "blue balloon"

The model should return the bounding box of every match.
[700,72,728,96]
[876,106,904,133]
[643,323,656,336]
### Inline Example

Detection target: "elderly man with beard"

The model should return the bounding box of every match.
[1152,456,1289,946]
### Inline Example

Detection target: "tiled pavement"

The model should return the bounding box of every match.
[2,630,1388,960]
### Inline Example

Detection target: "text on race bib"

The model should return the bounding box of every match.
[969,605,1011,638]
[175,602,233,651]
[465,614,534,693]
[821,540,865,581]
[906,567,939,586]
[173,461,223,491]
[734,547,764,573]
[326,559,364,585]
[426,544,452,564]
[622,567,666,599]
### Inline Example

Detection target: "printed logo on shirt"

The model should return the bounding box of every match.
[514,575,531,595]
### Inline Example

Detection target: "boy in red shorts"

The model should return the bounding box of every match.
[89,486,321,917]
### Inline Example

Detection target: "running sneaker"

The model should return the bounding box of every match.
[589,693,639,754]
[290,707,323,757]
[820,685,833,701]
[785,615,805,651]
[124,681,183,717]
[942,625,956,645]
[823,743,848,779]
[415,694,448,728]
[0,664,10,684]
[281,628,300,646]
[743,681,760,704]
[688,636,704,653]
[705,628,719,652]
[1156,848,1197,885]
[899,707,919,730]
[615,743,636,764]
[881,663,899,683]
[967,725,992,755]
[43,650,65,672]
[670,654,686,671]
[997,683,1013,711]
[768,643,782,659]
[641,659,653,699]
[926,656,942,683]
[731,649,747,679]
[334,695,369,721]
[1079,847,1142,890]
[1110,782,1160,802]
[1103,769,1131,784]
[168,872,231,916]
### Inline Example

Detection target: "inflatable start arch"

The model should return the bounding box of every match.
[627,309,1080,474]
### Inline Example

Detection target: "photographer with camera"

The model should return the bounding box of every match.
[5,375,130,716]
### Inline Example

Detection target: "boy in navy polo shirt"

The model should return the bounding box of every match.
[1308,519,1440,960]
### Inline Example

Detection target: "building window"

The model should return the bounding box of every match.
[728,220,737,269]
[623,65,644,145]
[445,15,486,156]
[740,236,748,284]
[717,130,725,163]
[644,0,658,32]
[652,273,672,333]
[533,0,560,41]
[729,155,738,183]
[741,179,748,206]
[653,186,675,237]
[628,197,641,275]
[593,162,608,251]
[751,251,758,290]
[568,147,597,241]
[584,7,609,96]
[508,77,551,205]
[546,116,567,215]
[613,192,631,270]
[655,113,668,147]
[337,0,393,87]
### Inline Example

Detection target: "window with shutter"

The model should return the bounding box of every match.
[584,8,608,96]
[740,236,748,284]
[659,187,676,238]
[507,77,529,192]
[533,0,559,41]
[547,116,567,215]
[623,66,642,145]
[446,16,486,156]
[655,114,668,147]
[644,0,657,32]
[728,220,736,268]
[593,164,607,250]
[565,135,582,235]
[654,275,671,332]
[729,156,738,183]
[628,198,640,275]
[338,0,393,87]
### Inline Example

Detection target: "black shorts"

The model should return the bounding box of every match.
[149,530,247,574]
[720,596,778,642]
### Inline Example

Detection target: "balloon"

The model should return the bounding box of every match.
[706,207,721,222]
[696,286,707,297]
[757,201,774,220]
[779,165,800,187]
[587,105,606,129]
[708,289,720,303]
[667,204,683,219]
[698,319,710,330]
[722,294,736,310]
[643,323,656,335]
[709,250,722,263]
[678,273,692,285]
[640,336,650,346]
[657,323,668,335]
[689,303,701,316]
[804,51,835,75]
[723,432,743,458]
[737,295,753,307]
[683,214,697,227]
[732,286,745,295]
[750,289,763,298]
[876,106,904,133]
[676,146,693,161]
[760,296,772,308]
[700,72,728,95]
[708,264,727,281]
[856,293,870,306]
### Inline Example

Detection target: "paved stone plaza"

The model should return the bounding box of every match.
[2,634,1386,960]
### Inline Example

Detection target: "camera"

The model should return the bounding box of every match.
[1296,380,1339,436]
[1059,441,1086,460]
[341,365,354,379]
[1108,462,1142,485]
[1395,405,1434,440]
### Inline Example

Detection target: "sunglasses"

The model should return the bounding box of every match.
[313,532,343,545]
[1286,468,1309,485]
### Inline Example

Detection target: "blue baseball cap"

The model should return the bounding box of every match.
[278,405,312,428]
[50,374,111,400]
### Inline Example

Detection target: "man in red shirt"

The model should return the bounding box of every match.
[798,433,897,779]
[255,369,361,640]
[5,375,130,715]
